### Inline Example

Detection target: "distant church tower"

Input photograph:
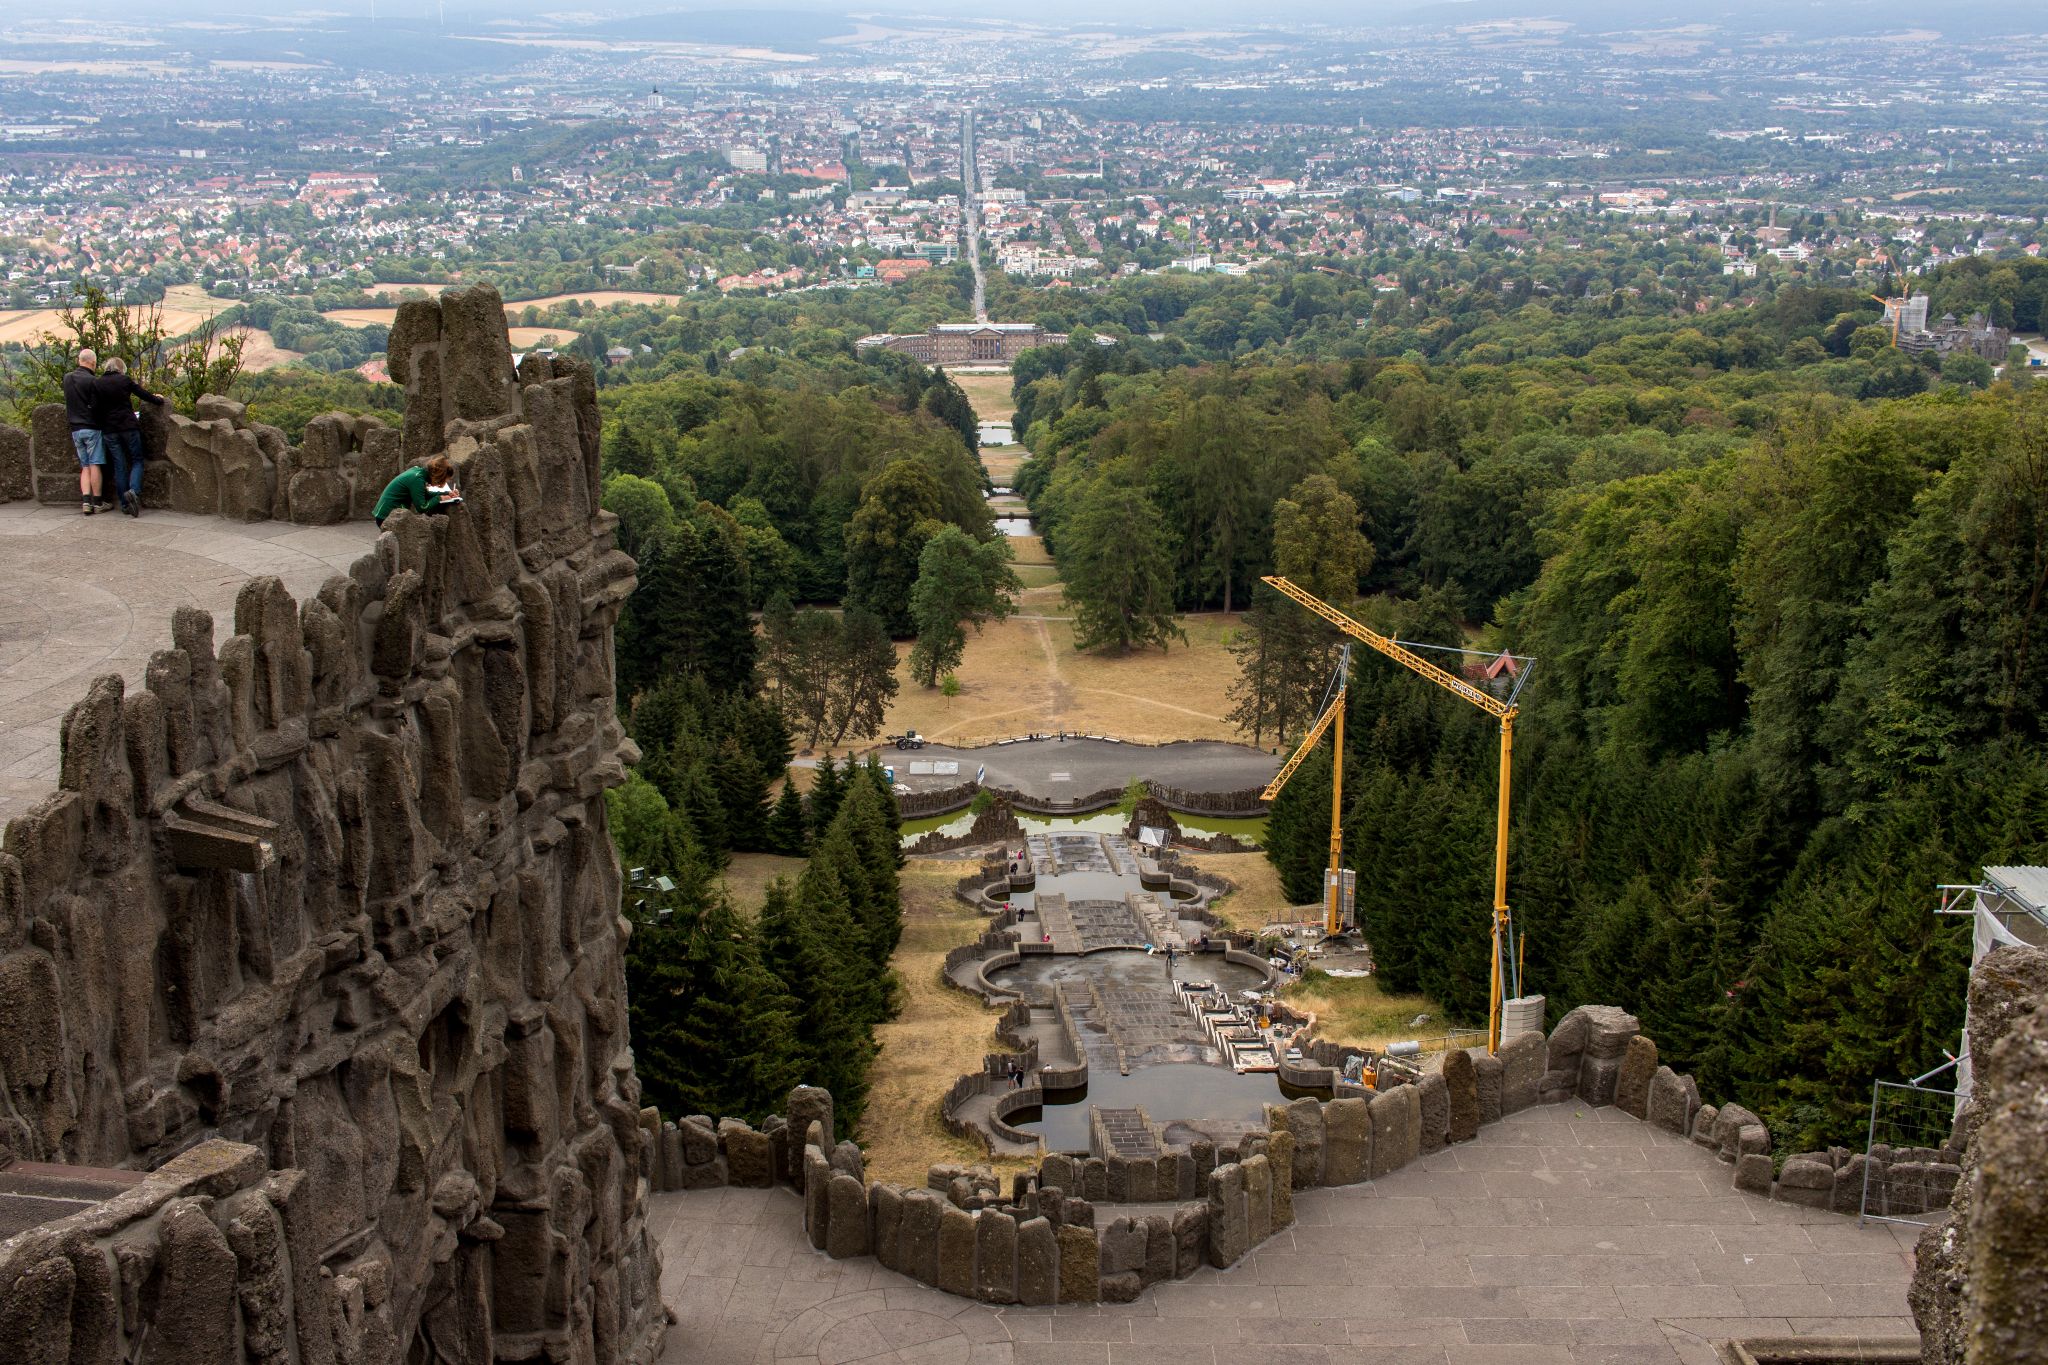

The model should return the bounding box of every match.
[648,86,664,111]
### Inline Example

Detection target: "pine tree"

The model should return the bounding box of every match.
[710,738,769,852]
[768,776,809,855]
[805,757,846,843]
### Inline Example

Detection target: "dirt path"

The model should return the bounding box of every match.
[1029,616,1075,720]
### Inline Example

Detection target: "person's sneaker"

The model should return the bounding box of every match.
[81,499,94,516]
[123,491,140,517]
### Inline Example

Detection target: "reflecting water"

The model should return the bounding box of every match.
[900,807,1266,847]
[987,949,1267,997]
[993,516,1034,536]
[979,423,1015,445]
[1009,1063,1328,1151]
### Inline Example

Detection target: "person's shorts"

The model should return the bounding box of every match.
[71,429,104,467]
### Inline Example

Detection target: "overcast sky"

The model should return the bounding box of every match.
[7,0,2027,38]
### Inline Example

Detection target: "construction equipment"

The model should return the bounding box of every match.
[889,730,928,750]
[1257,575,1531,1054]
[1871,248,1912,347]
[1261,644,1352,940]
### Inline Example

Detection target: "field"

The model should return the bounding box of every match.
[950,371,1017,425]
[1181,851,1301,932]
[226,326,304,373]
[861,861,1039,1186]
[1282,972,1442,1053]
[505,290,686,310]
[874,610,1245,749]
[0,284,236,348]
[714,851,806,917]
[858,376,1251,750]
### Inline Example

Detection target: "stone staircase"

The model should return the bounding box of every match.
[1089,1106,1162,1161]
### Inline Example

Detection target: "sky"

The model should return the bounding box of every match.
[5,1,1998,31]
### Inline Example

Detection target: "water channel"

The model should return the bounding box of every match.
[1006,1064,1326,1152]
[900,806,1267,847]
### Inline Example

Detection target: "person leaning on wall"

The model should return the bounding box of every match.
[372,453,462,528]
[92,356,166,519]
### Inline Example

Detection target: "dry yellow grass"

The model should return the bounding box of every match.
[506,326,582,349]
[1006,533,1053,566]
[0,288,236,348]
[875,610,1246,748]
[952,371,1017,425]
[1283,973,1442,1053]
[1182,851,1303,933]
[506,289,685,310]
[715,852,806,917]
[861,860,1039,1186]
[223,325,303,373]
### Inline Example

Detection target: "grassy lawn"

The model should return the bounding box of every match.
[1014,564,1061,590]
[860,860,1040,1186]
[874,609,1247,747]
[715,852,806,917]
[1282,972,1443,1053]
[953,371,1017,425]
[1182,851,1302,933]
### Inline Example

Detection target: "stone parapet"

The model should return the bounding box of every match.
[0,285,661,1365]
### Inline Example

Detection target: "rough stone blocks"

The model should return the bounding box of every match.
[937,1205,977,1298]
[1016,1216,1058,1306]
[1056,1223,1099,1303]
[1206,1162,1248,1268]
[1498,1030,1545,1114]
[1647,1066,1701,1137]
[1443,1048,1481,1144]
[1369,1084,1422,1178]
[1615,1035,1659,1120]
[974,1209,1018,1304]
[1323,1095,1371,1183]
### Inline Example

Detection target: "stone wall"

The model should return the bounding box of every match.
[0,285,666,1365]
[3,392,401,524]
[1910,944,2048,1364]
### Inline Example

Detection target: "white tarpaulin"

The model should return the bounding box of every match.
[1961,866,2048,1101]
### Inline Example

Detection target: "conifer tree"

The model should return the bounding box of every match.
[768,777,809,856]
[805,757,847,842]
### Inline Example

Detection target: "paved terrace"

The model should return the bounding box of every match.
[0,503,376,823]
[888,739,1280,803]
[650,1103,1917,1365]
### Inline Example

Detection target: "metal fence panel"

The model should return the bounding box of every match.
[1861,1071,1961,1227]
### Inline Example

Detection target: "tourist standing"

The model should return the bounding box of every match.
[92,357,165,518]
[62,349,105,515]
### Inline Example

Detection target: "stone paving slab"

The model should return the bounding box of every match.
[0,502,376,824]
[650,1103,1918,1365]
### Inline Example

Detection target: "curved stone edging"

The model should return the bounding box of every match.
[644,997,1953,1311]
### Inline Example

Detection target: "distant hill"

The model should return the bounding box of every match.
[585,9,858,49]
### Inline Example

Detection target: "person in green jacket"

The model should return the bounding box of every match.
[373,455,459,527]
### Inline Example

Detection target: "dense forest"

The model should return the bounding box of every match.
[1012,271,2048,1153]
[590,343,1017,1128]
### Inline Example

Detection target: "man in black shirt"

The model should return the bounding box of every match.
[60,349,105,515]
[93,357,166,518]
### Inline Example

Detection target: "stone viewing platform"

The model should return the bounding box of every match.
[647,1099,1918,1365]
[0,503,375,823]
[0,285,667,1365]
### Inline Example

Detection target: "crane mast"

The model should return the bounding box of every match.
[1261,645,1351,938]
[1257,576,1527,1054]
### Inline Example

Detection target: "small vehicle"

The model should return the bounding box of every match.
[890,730,928,750]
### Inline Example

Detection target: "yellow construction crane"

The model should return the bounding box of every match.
[1257,575,1528,1054]
[1261,644,1352,940]
[1872,248,1912,347]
